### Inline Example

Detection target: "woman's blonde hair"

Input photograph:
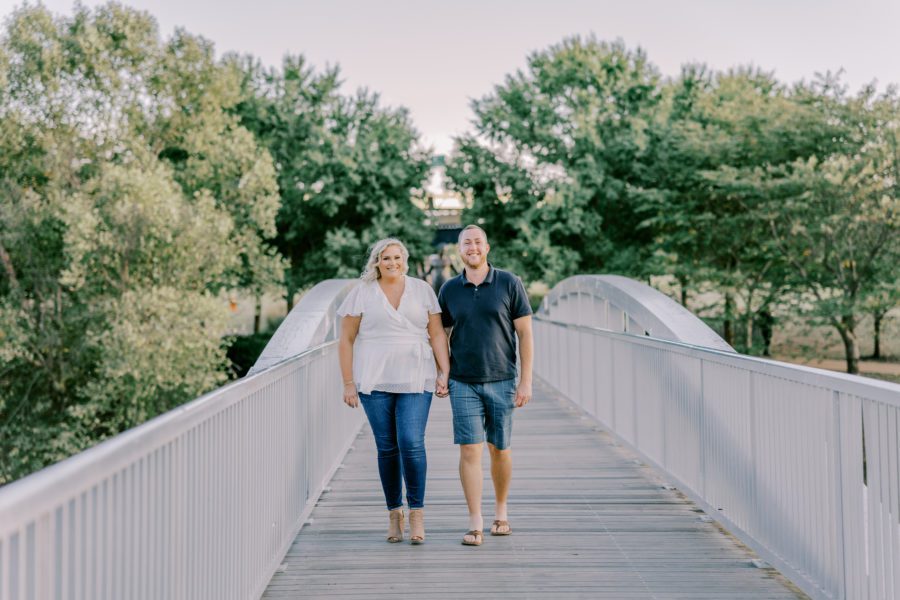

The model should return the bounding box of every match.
[360,238,410,282]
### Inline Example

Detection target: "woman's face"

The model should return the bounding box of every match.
[378,244,405,279]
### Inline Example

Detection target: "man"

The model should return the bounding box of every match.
[438,224,533,546]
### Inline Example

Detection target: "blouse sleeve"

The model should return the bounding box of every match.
[423,280,441,314]
[337,283,366,317]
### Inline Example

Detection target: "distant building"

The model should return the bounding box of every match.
[423,155,467,246]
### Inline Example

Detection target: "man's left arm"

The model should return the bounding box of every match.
[514,315,533,407]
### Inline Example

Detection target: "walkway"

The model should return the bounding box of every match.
[263,380,806,599]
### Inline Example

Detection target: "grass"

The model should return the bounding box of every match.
[861,371,900,385]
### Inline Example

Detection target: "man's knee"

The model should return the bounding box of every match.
[459,443,483,463]
[487,443,511,458]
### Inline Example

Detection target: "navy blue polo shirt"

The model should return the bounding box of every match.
[438,265,532,383]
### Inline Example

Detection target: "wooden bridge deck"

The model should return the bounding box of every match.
[263,380,806,599]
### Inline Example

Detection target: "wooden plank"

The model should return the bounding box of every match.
[263,380,807,599]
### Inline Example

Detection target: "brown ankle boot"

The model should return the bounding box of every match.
[387,509,404,543]
[409,508,425,544]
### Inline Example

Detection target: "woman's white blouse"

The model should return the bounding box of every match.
[337,276,441,394]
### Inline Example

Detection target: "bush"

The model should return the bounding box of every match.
[226,331,275,378]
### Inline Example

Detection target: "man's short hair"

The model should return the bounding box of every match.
[458,224,488,245]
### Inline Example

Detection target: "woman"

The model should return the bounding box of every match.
[338,238,450,545]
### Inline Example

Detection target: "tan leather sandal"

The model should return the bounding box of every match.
[490,520,512,536]
[409,508,425,544]
[461,530,483,546]
[387,509,404,543]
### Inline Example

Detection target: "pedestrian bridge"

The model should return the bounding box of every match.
[1,275,897,600]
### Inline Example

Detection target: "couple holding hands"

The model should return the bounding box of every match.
[338,225,533,546]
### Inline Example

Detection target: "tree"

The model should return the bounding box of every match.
[864,282,900,360]
[446,37,662,286]
[642,68,853,350]
[756,87,900,372]
[233,56,433,305]
[0,3,280,481]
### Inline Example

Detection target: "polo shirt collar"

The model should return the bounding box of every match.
[461,263,495,286]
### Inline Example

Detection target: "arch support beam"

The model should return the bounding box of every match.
[539,275,733,352]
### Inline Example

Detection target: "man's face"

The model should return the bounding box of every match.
[459,229,490,269]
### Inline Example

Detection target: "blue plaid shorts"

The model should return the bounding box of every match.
[448,378,517,450]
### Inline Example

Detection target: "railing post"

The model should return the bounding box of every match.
[748,371,759,550]
[609,338,617,432]
[699,359,707,499]
[831,390,847,599]
[631,343,638,446]
[661,349,668,469]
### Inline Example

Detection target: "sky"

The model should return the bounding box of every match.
[2,0,898,155]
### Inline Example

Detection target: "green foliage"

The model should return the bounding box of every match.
[446,37,661,285]
[60,159,237,293]
[753,87,900,370]
[0,2,437,483]
[0,3,280,482]
[639,67,855,350]
[225,316,284,378]
[232,56,433,296]
[448,39,899,369]
[660,77,900,366]
[78,287,230,431]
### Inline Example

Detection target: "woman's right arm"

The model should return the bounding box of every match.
[428,314,451,397]
[339,315,362,408]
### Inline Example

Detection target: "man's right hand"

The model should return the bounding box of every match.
[343,382,359,408]
[435,372,449,398]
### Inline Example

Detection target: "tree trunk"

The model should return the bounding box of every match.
[745,313,754,353]
[253,295,263,334]
[286,284,298,312]
[835,314,860,374]
[758,309,774,357]
[0,241,19,291]
[872,311,883,360]
[678,274,689,307]
[723,293,734,346]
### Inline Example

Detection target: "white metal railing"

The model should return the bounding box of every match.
[0,282,364,600]
[3,270,896,600]
[535,316,900,600]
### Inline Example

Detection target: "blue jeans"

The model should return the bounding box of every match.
[358,390,433,510]
[449,378,517,450]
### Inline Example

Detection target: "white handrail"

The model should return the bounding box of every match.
[0,283,364,600]
[534,315,900,600]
